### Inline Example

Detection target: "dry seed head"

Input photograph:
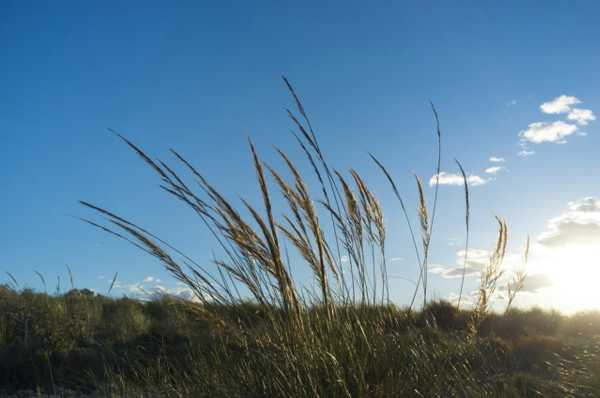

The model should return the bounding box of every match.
[414,175,429,242]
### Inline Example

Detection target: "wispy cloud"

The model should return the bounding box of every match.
[499,273,553,294]
[447,291,478,308]
[567,108,596,126]
[113,277,198,301]
[518,149,535,157]
[148,283,199,301]
[489,156,505,163]
[540,95,581,114]
[431,246,529,278]
[429,172,487,187]
[113,281,146,295]
[484,166,504,174]
[519,121,578,144]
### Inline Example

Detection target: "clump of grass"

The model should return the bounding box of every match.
[82,78,455,316]
[74,78,546,395]
[82,81,402,318]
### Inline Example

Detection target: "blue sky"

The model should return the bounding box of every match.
[2,1,600,311]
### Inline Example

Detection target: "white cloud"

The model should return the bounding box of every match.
[519,121,578,144]
[114,278,198,301]
[489,156,505,163]
[507,99,517,107]
[148,283,200,302]
[430,249,491,279]
[569,197,600,212]
[538,197,600,248]
[429,172,488,187]
[485,166,504,174]
[518,95,592,152]
[114,281,146,295]
[567,108,596,126]
[540,95,581,114]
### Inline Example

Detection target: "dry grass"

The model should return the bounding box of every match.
[72,78,553,396]
[82,78,411,319]
[469,217,508,334]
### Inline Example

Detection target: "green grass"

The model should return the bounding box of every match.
[1,287,599,397]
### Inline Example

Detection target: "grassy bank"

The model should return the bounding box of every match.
[1,287,599,396]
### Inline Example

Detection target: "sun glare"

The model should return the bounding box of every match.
[539,244,600,312]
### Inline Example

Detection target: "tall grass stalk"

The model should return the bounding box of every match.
[455,159,470,310]
[469,217,508,334]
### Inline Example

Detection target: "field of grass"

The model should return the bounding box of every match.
[3,80,599,397]
[0,288,599,397]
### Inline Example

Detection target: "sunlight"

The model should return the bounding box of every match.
[540,243,600,312]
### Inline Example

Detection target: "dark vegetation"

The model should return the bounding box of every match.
[4,79,599,396]
[0,288,599,397]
